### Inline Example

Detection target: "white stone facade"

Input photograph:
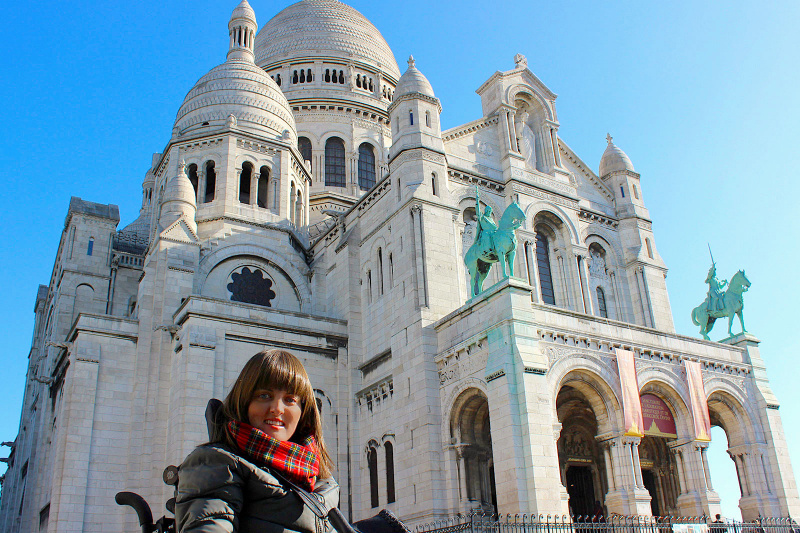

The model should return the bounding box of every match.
[1,1,798,532]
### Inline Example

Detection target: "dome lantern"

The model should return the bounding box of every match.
[599,133,635,177]
[228,0,257,62]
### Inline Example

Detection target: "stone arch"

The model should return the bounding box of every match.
[638,378,694,441]
[507,84,554,122]
[441,378,489,444]
[705,384,759,447]
[195,243,311,310]
[583,230,624,269]
[448,387,496,511]
[550,364,623,436]
[525,202,579,245]
[319,131,353,152]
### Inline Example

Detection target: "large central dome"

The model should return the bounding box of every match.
[254,0,400,81]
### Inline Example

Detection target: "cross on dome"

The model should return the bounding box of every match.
[408,55,416,69]
[606,133,613,144]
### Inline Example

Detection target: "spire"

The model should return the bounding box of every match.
[227,0,258,62]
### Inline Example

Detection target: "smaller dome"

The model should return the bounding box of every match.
[599,134,634,176]
[394,56,435,98]
[230,0,256,24]
[173,2,295,140]
[167,161,198,209]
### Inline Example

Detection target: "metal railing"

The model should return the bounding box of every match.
[415,512,799,533]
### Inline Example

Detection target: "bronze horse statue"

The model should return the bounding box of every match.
[691,269,750,340]
[464,201,525,297]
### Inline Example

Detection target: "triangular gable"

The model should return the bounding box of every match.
[559,139,613,204]
[159,217,199,244]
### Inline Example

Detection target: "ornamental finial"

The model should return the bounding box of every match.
[408,55,415,68]
[606,133,613,144]
[514,53,527,68]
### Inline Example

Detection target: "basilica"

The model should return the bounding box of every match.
[2,1,798,532]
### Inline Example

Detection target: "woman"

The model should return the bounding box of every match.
[175,349,338,533]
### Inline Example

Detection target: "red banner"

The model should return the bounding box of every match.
[616,349,644,437]
[684,360,711,441]
[641,393,677,438]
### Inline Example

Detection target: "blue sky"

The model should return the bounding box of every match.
[2,0,799,520]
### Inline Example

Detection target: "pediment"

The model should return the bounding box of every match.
[159,217,199,244]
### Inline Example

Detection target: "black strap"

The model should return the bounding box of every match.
[269,470,359,533]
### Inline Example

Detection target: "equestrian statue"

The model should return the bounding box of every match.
[691,249,751,340]
[464,187,526,297]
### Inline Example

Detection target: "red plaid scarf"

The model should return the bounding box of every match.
[228,420,320,490]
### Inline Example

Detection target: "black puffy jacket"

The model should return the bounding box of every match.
[175,443,339,533]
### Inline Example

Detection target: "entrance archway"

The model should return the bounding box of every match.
[557,384,606,517]
[638,393,681,516]
[707,390,753,520]
[450,389,496,513]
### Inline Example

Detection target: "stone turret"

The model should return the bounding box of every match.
[159,159,197,234]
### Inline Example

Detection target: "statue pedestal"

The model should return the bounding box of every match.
[719,332,760,346]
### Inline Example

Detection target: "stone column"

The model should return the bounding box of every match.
[508,109,519,153]
[525,241,541,303]
[603,435,651,515]
[251,172,259,206]
[197,170,206,205]
[576,253,594,315]
[540,123,555,174]
[609,270,624,320]
[410,204,427,308]
[548,122,562,167]
[499,108,513,153]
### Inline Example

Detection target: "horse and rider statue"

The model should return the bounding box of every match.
[691,251,750,340]
[464,187,526,297]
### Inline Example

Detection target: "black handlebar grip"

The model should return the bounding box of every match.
[115,491,154,531]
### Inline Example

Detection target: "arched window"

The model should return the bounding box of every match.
[258,166,269,208]
[87,237,94,256]
[388,253,394,287]
[633,183,640,199]
[409,111,414,126]
[368,447,379,508]
[187,164,198,196]
[619,186,625,198]
[239,162,253,204]
[289,182,296,224]
[300,69,305,83]
[292,70,299,84]
[431,173,438,196]
[425,111,431,127]
[367,270,372,303]
[385,442,396,504]
[325,69,331,83]
[325,137,346,187]
[339,70,345,84]
[535,232,555,305]
[276,73,281,87]
[204,161,216,202]
[306,68,312,82]
[645,238,654,259]
[358,143,376,190]
[295,191,303,226]
[377,248,384,295]
[596,287,608,318]
[298,137,312,167]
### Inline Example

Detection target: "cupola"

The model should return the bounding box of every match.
[389,56,443,160]
[599,133,635,177]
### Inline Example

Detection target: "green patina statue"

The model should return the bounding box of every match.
[691,251,750,340]
[464,187,526,297]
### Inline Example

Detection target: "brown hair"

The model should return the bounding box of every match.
[214,349,333,478]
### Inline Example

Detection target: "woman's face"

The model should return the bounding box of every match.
[247,389,302,441]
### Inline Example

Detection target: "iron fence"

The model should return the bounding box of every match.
[415,512,799,533]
